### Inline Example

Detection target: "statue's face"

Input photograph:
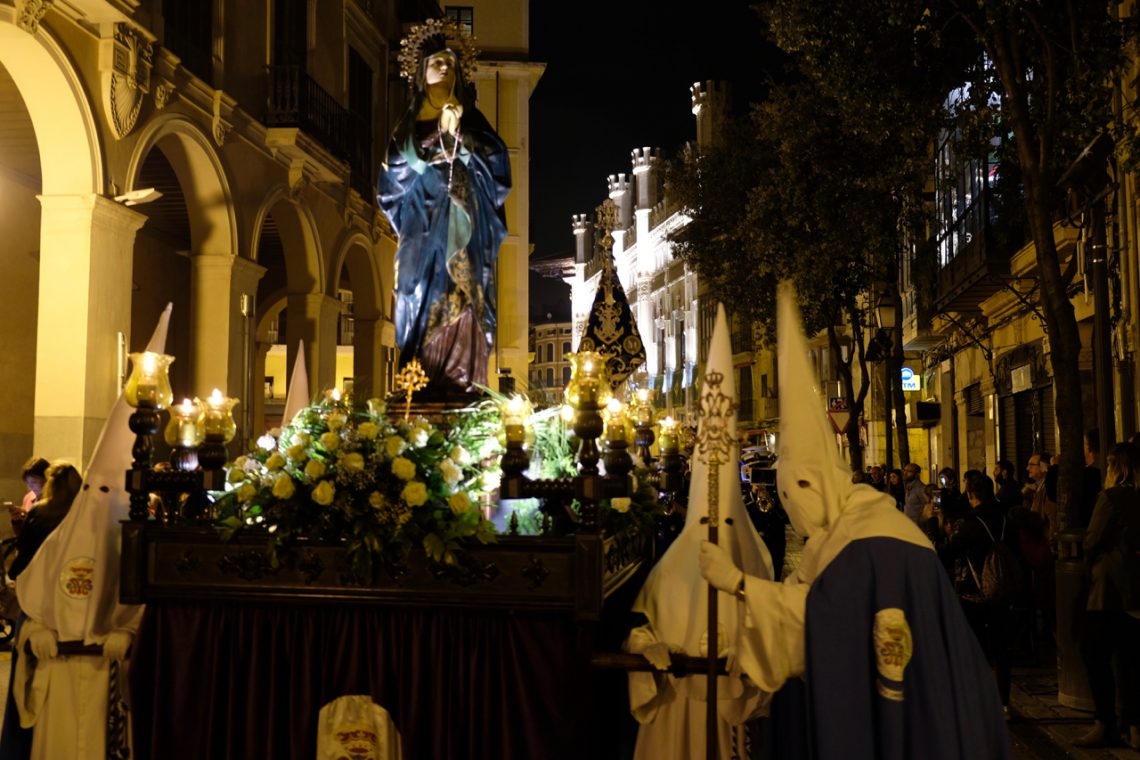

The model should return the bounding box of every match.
[424,52,457,87]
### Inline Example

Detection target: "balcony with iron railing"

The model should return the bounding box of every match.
[266,65,373,198]
[933,186,1012,313]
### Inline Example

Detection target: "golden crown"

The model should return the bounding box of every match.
[398,18,479,84]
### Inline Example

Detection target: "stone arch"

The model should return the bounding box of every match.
[329,230,389,399]
[0,8,103,195]
[124,113,237,257]
[250,184,323,294]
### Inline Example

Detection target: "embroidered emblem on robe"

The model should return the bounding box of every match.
[60,556,96,599]
[873,607,912,701]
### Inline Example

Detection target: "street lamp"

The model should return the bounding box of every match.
[873,289,897,469]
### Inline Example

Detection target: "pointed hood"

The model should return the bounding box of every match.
[633,304,773,650]
[282,339,311,426]
[775,282,852,538]
[18,304,172,643]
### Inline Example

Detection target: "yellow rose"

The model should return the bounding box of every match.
[227,467,247,485]
[357,421,380,440]
[304,459,326,480]
[610,497,631,513]
[368,491,384,509]
[236,482,257,502]
[448,491,471,515]
[312,480,336,506]
[292,431,311,447]
[265,452,286,471]
[342,452,365,472]
[449,445,471,465]
[385,435,407,458]
[320,431,341,452]
[392,456,417,481]
[272,475,296,500]
[401,481,428,507]
[286,443,307,462]
[326,413,347,432]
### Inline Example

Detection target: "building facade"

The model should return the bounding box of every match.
[0,0,540,498]
[527,321,573,406]
[566,81,778,431]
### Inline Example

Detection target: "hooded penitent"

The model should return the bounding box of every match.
[774,281,853,539]
[17,304,172,644]
[626,304,773,759]
[282,338,311,427]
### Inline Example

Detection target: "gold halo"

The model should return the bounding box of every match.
[398,17,479,84]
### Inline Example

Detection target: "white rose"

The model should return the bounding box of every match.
[480,470,501,492]
[410,426,430,448]
[449,445,471,466]
[438,459,461,486]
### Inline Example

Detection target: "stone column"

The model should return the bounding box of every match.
[190,253,237,398]
[34,194,145,467]
[352,317,382,400]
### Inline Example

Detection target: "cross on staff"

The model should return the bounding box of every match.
[696,368,737,760]
[394,358,429,421]
[596,198,617,254]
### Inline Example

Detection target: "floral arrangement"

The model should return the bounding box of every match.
[214,391,669,584]
[215,395,503,582]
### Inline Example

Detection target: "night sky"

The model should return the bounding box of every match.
[526,0,775,322]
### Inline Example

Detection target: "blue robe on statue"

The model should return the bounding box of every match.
[378,106,510,394]
[804,536,1011,760]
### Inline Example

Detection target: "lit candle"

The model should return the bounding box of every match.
[635,388,653,424]
[125,351,175,409]
[199,388,239,442]
[658,416,679,455]
[604,398,627,443]
[501,394,530,445]
[164,398,203,448]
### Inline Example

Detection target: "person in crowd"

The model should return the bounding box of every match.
[1079,429,1103,529]
[12,458,49,537]
[1075,442,1140,749]
[0,461,82,759]
[698,283,1009,758]
[937,467,971,524]
[868,465,887,492]
[993,460,1023,510]
[902,462,926,527]
[1025,453,1057,542]
[937,474,1015,716]
[378,17,511,396]
[887,468,905,511]
[851,469,867,485]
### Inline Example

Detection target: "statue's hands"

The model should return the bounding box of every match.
[439,103,464,135]
[699,540,743,594]
[25,620,58,660]
[103,630,133,661]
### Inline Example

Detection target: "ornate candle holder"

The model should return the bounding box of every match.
[656,416,685,495]
[125,365,236,524]
[632,388,656,463]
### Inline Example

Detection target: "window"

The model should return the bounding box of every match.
[546,344,554,363]
[445,6,474,36]
[546,367,554,387]
[563,342,571,358]
[563,366,572,386]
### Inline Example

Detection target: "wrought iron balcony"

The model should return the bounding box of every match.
[933,188,1012,313]
[266,65,373,196]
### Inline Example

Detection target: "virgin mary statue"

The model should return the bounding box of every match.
[379,18,511,396]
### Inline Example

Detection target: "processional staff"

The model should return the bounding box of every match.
[696,368,737,760]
